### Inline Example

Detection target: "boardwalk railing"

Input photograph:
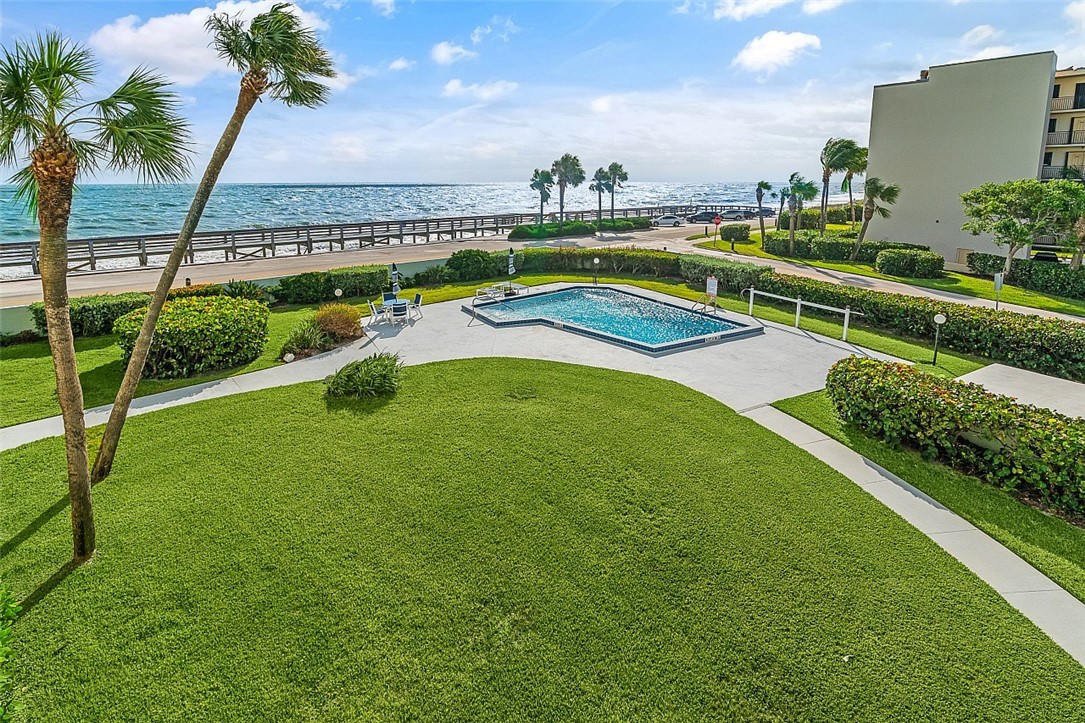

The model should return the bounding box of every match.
[0,203,760,276]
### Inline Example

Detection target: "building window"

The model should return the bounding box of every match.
[1053,84,1061,98]
[1044,152,1053,166]
[1049,118,1057,133]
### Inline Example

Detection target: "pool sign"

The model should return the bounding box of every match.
[994,272,1003,310]
[706,276,718,298]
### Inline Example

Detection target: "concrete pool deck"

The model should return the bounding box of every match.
[2,282,1082,666]
[958,364,1085,418]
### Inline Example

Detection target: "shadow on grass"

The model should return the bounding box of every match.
[19,558,80,615]
[1,495,69,559]
[0,334,117,362]
[323,394,394,416]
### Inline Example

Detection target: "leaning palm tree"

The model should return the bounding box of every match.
[607,161,629,221]
[848,177,901,261]
[786,173,818,256]
[589,167,610,227]
[551,153,585,227]
[92,3,335,484]
[818,137,859,235]
[754,180,772,246]
[530,168,554,224]
[0,33,190,559]
[841,146,867,228]
[773,187,789,230]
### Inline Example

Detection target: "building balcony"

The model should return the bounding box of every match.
[1046,130,1085,146]
[1040,164,1085,180]
[1051,96,1085,111]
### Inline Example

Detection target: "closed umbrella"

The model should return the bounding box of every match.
[508,247,516,276]
[391,262,400,294]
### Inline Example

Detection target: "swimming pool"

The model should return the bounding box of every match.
[466,286,762,354]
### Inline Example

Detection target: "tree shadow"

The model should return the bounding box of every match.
[19,558,80,616]
[323,394,394,416]
[1,494,69,559]
[77,358,126,407]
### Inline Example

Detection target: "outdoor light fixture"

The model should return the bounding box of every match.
[334,288,343,300]
[283,353,295,363]
[593,257,600,285]
[932,312,947,366]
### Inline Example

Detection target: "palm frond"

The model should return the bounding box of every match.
[27,32,96,119]
[206,11,253,74]
[8,165,38,214]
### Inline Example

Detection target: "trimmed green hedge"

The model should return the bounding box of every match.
[446,249,508,280]
[719,224,750,243]
[826,357,1084,515]
[29,292,152,338]
[762,232,929,264]
[114,296,269,379]
[777,204,862,228]
[167,283,225,299]
[520,247,681,277]
[508,221,596,240]
[967,252,1085,300]
[677,255,770,291]
[272,265,387,304]
[874,249,945,278]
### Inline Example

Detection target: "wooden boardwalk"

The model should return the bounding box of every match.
[0,204,759,276]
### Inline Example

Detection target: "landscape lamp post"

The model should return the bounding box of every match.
[334,288,343,301]
[593,257,600,285]
[932,312,947,366]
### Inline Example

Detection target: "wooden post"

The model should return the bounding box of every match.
[87,240,96,270]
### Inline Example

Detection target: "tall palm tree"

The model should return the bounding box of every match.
[848,177,901,261]
[530,168,554,224]
[92,3,335,484]
[754,180,772,246]
[589,167,611,226]
[841,146,867,228]
[773,188,789,230]
[607,161,628,221]
[786,173,818,256]
[0,33,189,560]
[818,137,860,235]
[551,153,585,227]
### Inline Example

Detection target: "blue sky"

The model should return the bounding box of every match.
[1,0,1081,183]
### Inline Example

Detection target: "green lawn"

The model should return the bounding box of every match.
[772,390,1085,605]
[0,273,984,429]
[691,237,1085,318]
[3,359,1083,720]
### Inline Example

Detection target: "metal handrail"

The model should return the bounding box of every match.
[741,286,864,341]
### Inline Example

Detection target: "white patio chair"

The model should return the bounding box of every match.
[367,300,386,327]
[391,302,409,325]
[409,293,423,319]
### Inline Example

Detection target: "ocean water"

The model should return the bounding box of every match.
[0,181,855,244]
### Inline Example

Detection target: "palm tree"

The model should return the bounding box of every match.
[841,146,867,228]
[848,177,901,261]
[589,167,611,227]
[607,161,629,221]
[754,180,772,246]
[773,188,789,231]
[786,173,818,256]
[92,3,335,484]
[530,168,554,224]
[818,137,860,235]
[0,33,189,559]
[551,153,586,227]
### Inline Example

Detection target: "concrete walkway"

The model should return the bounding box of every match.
[2,283,1082,666]
[958,364,1085,418]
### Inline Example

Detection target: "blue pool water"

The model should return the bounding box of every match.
[478,287,746,347]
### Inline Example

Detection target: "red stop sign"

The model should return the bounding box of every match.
[713,215,721,226]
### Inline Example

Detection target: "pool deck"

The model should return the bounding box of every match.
[958,364,1085,418]
[2,282,1083,666]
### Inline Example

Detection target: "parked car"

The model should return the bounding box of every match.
[651,214,684,227]
[686,210,719,223]
[1031,251,1061,263]
[751,208,776,217]
[719,209,750,220]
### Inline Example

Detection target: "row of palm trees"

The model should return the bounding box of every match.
[530,155,629,226]
[0,3,335,561]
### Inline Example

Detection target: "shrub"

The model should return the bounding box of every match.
[763,231,815,258]
[446,249,507,280]
[875,249,945,278]
[596,219,635,233]
[967,252,1085,300]
[114,296,269,379]
[0,584,19,720]
[224,279,269,301]
[412,264,459,286]
[678,256,772,291]
[810,237,854,261]
[327,265,388,298]
[778,204,863,228]
[0,329,44,347]
[520,247,681,277]
[507,221,597,240]
[29,291,151,337]
[325,352,403,399]
[280,318,333,358]
[825,358,1085,515]
[272,271,331,304]
[762,233,929,263]
[314,303,364,340]
[719,224,750,243]
[167,283,224,299]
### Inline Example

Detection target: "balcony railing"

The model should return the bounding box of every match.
[1046,130,1085,145]
[1052,96,1074,110]
[1040,164,1085,180]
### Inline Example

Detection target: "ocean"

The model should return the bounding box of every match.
[0,181,856,244]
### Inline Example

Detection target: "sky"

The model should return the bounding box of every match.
[1,0,1082,184]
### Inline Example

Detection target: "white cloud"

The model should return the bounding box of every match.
[802,0,846,14]
[961,24,1002,46]
[471,25,490,44]
[731,31,821,75]
[328,133,368,162]
[88,1,329,86]
[442,79,518,102]
[431,41,478,65]
[371,0,395,17]
[322,0,346,9]
[471,16,518,44]
[590,96,615,113]
[388,57,415,71]
[1066,1,1085,34]
[714,0,794,21]
[673,1,693,14]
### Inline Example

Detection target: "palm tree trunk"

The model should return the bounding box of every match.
[610,183,615,221]
[36,168,96,560]
[558,183,565,228]
[756,198,766,249]
[539,195,544,226]
[597,189,602,227]
[788,208,797,256]
[849,214,872,261]
[92,79,263,484]
[846,174,856,228]
[820,172,830,236]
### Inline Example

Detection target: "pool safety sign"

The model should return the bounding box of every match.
[706,276,718,299]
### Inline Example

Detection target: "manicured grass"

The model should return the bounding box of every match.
[3,359,1084,720]
[691,237,1085,318]
[0,273,983,428]
[772,390,1085,605]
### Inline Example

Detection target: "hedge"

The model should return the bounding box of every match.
[272,265,387,304]
[508,221,596,240]
[677,255,771,291]
[114,296,269,379]
[762,232,929,263]
[777,204,863,228]
[520,247,681,277]
[826,358,1084,515]
[719,224,750,243]
[29,292,152,338]
[446,249,508,280]
[167,283,224,299]
[967,252,1085,300]
[874,249,945,278]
